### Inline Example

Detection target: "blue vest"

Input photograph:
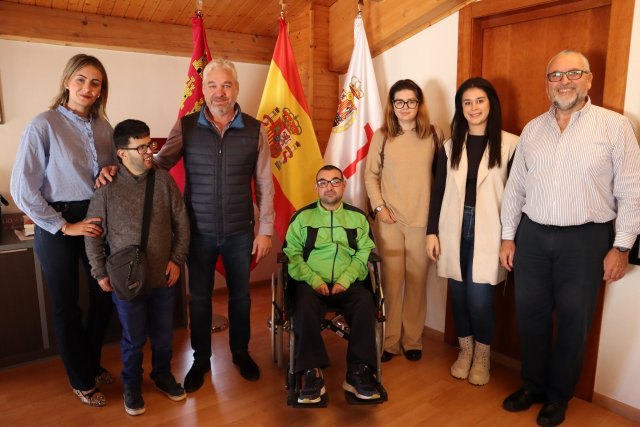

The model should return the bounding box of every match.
[181,109,260,236]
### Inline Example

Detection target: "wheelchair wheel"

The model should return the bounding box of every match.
[274,268,285,368]
[270,273,277,363]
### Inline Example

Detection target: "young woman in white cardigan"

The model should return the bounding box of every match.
[426,77,518,385]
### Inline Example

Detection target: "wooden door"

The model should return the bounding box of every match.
[448,0,634,401]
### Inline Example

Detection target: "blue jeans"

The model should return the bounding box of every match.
[112,286,176,386]
[448,205,496,344]
[188,231,253,360]
[34,202,113,391]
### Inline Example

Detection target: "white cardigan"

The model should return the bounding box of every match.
[436,131,519,285]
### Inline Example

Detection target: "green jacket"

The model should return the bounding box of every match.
[283,200,375,289]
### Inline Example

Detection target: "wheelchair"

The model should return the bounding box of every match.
[268,252,388,407]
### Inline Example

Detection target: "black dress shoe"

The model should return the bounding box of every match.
[404,349,422,361]
[381,351,394,362]
[503,388,546,412]
[183,359,211,393]
[537,402,567,427]
[232,351,260,381]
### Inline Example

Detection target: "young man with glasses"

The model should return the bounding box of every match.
[283,165,379,404]
[500,50,640,426]
[85,119,190,415]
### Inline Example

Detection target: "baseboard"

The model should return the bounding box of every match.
[592,392,640,423]
[423,326,444,341]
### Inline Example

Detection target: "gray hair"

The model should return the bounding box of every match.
[203,57,238,82]
[546,49,591,73]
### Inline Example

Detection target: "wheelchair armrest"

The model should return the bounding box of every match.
[277,253,289,264]
[368,252,381,263]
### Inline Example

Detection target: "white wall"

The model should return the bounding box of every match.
[371,13,459,333]
[593,0,640,410]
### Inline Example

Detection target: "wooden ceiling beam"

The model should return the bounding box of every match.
[0,1,276,64]
[329,0,476,73]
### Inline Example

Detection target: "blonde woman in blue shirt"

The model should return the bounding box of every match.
[11,54,117,407]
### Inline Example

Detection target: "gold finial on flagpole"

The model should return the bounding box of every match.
[280,0,287,18]
[196,0,203,17]
[358,0,364,15]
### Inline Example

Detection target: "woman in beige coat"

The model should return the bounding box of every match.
[426,77,518,385]
[365,79,442,362]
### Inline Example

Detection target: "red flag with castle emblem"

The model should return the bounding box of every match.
[170,12,212,192]
[323,15,382,212]
[257,17,323,239]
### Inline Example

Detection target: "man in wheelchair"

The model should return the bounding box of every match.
[283,165,380,404]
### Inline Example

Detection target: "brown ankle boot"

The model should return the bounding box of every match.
[468,341,490,385]
[450,336,474,379]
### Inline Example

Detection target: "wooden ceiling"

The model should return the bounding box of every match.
[1,0,337,38]
[0,0,472,69]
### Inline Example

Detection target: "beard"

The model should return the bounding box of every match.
[549,86,587,111]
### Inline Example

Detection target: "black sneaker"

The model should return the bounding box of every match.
[343,364,380,400]
[232,351,260,381]
[151,372,187,401]
[183,359,211,393]
[297,368,326,404]
[123,386,145,416]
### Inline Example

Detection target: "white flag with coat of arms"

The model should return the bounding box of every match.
[323,14,383,212]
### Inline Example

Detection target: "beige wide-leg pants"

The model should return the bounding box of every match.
[375,220,429,353]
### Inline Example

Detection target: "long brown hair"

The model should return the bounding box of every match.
[381,79,432,139]
[49,54,109,119]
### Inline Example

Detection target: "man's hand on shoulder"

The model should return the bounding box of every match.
[94,165,119,188]
[603,248,629,282]
[252,234,272,264]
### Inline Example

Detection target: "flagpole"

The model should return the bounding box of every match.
[194,0,228,334]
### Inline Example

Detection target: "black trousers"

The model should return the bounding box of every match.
[514,215,612,403]
[292,280,377,374]
[35,201,113,390]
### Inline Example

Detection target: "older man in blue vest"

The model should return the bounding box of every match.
[155,58,274,391]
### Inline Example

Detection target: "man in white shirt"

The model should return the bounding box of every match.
[499,50,640,427]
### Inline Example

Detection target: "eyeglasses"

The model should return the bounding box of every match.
[121,141,158,155]
[546,70,590,82]
[393,99,419,109]
[316,178,343,188]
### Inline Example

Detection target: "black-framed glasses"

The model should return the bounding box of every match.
[121,141,158,155]
[393,99,419,109]
[546,69,590,82]
[316,178,343,188]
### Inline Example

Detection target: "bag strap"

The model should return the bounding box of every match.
[140,169,156,251]
[379,134,388,169]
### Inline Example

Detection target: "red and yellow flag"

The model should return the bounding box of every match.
[170,12,212,192]
[258,18,323,239]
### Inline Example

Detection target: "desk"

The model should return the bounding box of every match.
[0,230,188,368]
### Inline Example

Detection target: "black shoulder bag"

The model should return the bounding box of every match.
[106,169,155,301]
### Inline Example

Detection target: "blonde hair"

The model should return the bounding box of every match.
[50,54,109,119]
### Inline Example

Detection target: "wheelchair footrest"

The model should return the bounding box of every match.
[344,383,388,405]
[287,391,329,408]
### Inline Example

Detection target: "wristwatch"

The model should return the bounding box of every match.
[375,205,385,213]
[614,246,630,253]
